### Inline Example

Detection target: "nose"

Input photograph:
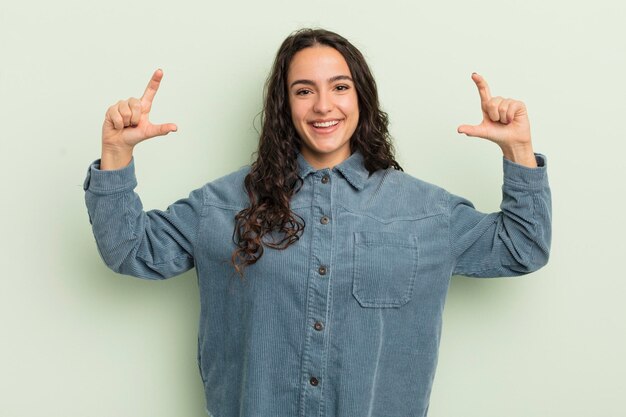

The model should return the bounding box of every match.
[313,90,333,114]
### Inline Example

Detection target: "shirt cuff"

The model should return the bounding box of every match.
[502,153,548,190]
[83,157,138,194]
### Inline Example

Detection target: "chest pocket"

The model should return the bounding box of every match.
[352,231,419,308]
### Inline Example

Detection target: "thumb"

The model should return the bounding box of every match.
[457,124,484,137]
[149,123,178,138]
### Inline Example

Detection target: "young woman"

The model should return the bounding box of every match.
[84,28,551,417]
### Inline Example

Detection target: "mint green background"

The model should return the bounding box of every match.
[1,0,624,416]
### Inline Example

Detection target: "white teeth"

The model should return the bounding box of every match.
[312,120,339,128]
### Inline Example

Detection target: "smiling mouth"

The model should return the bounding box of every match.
[309,119,343,135]
[311,120,340,128]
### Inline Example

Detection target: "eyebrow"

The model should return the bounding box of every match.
[289,75,354,89]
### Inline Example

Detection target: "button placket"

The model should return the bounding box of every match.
[299,170,333,414]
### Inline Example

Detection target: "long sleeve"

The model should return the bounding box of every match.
[450,154,551,277]
[83,158,205,280]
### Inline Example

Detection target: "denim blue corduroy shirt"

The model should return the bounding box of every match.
[84,151,551,417]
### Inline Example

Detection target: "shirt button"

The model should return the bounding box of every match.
[310,377,319,386]
[320,216,330,225]
[314,321,324,331]
[318,265,327,275]
[321,175,330,184]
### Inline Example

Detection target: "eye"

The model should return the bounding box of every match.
[335,84,350,92]
[295,89,313,96]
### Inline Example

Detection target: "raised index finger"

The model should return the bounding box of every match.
[471,72,492,104]
[141,68,164,105]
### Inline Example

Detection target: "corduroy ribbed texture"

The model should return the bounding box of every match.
[84,151,551,417]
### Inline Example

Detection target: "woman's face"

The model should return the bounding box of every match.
[287,45,359,169]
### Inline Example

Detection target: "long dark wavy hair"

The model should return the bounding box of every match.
[231,28,403,276]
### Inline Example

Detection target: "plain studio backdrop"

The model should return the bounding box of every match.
[1,0,624,416]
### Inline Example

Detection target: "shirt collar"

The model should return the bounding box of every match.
[297,151,368,191]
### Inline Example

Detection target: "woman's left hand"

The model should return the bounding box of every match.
[457,73,537,167]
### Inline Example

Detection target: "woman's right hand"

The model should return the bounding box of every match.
[101,69,178,170]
